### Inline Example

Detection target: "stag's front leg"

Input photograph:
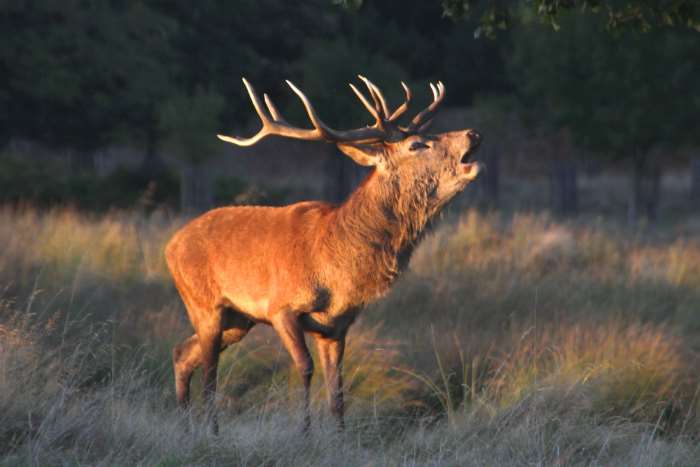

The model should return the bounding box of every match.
[314,334,346,430]
[271,312,314,432]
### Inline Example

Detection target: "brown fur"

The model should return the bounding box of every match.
[166,130,481,432]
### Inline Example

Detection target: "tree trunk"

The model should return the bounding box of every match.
[549,160,578,216]
[646,161,661,222]
[69,150,96,175]
[140,127,166,177]
[628,153,661,224]
[478,146,499,206]
[180,163,213,214]
[691,157,700,203]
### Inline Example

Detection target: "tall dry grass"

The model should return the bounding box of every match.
[1,206,700,465]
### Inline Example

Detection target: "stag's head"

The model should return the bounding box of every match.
[218,76,482,209]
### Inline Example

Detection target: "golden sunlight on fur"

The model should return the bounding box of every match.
[166,77,482,431]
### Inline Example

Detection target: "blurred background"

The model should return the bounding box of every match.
[1,0,698,222]
[2,2,700,465]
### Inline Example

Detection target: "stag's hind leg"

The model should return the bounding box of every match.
[173,334,199,408]
[172,311,255,410]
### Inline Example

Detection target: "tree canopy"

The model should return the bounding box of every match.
[508,11,700,159]
[338,1,700,37]
[1,0,697,165]
[0,0,506,155]
[0,2,175,152]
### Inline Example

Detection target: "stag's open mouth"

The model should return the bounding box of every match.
[461,161,481,178]
[460,138,481,164]
[460,145,482,178]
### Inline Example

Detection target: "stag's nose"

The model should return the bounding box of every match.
[467,130,482,149]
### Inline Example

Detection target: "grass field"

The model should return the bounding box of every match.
[1,206,700,466]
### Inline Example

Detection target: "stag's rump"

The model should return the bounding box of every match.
[165,202,335,321]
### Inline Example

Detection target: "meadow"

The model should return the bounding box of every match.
[1,205,700,466]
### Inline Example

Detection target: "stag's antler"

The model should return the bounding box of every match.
[217,78,386,146]
[404,81,445,133]
[217,77,445,146]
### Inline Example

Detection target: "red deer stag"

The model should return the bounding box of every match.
[165,76,482,433]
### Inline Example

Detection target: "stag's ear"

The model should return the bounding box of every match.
[337,143,384,167]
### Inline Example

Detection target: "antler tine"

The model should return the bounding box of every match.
[388,81,412,122]
[418,119,434,133]
[429,83,438,101]
[285,80,330,138]
[217,78,275,146]
[406,80,446,132]
[358,75,390,119]
[263,93,287,123]
[357,76,382,117]
[348,82,382,124]
[370,82,390,119]
[241,78,271,122]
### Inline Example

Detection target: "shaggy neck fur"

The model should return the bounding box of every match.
[323,167,439,302]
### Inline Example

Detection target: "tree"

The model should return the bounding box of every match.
[0,1,176,169]
[507,12,700,221]
[692,158,700,203]
[152,0,343,208]
[158,88,225,213]
[0,2,120,155]
[153,0,333,128]
[336,1,700,37]
[330,0,509,105]
[113,3,177,174]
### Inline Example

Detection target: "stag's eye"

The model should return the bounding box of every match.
[409,141,430,151]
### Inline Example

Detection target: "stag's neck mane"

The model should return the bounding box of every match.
[323,168,437,300]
